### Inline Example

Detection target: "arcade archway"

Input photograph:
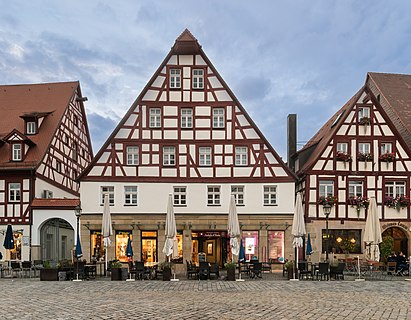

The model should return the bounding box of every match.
[40,218,74,262]
[382,227,408,256]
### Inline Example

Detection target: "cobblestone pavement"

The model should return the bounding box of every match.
[1,277,411,320]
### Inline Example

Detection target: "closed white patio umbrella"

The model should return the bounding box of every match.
[163,194,179,281]
[291,192,306,280]
[228,195,241,258]
[363,197,382,262]
[102,194,113,275]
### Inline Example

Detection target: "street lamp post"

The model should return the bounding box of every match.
[323,203,332,262]
[74,205,82,281]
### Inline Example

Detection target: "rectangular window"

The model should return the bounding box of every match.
[149,108,161,128]
[26,122,36,134]
[173,186,187,206]
[12,144,22,161]
[264,186,277,205]
[126,146,139,165]
[358,143,370,154]
[268,231,284,261]
[385,181,405,198]
[322,229,361,254]
[207,186,221,206]
[242,231,259,260]
[56,161,62,173]
[90,231,104,260]
[213,108,225,128]
[169,68,181,89]
[9,183,21,202]
[231,186,245,205]
[163,146,176,166]
[124,186,138,206]
[319,180,334,197]
[192,69,204,89]
[235,147,248,166]
[336,143,348,153]
[358,107,370,119]
[115,231,131,262]
[348,181,363,197]
[141,231,157,264]
[199,147,212,166]
[101,186,115,205]
[181,108,193,128]
[381,143,392,154]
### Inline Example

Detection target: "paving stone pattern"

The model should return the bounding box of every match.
[0,278,411,319]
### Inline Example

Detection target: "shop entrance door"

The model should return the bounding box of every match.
[382,227,408,256]
[192,231,228,267]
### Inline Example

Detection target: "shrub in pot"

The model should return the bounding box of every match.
[159,261,172,281]
[224,261,236,281]
[40,260,59,281]
[110,260,127,281]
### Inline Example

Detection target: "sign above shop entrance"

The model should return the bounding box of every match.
[381,221,409,231]
[196,231,227,238]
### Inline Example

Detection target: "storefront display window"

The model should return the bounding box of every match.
[142,231,157,263]
[322,229,361,254]
[268,231,284,262]
[10,232,22,260]
[173,230,183,263]
[116,231,131,262]
[242,231,259,261]
[90,231,104,261]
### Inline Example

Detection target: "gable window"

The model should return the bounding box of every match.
[199,147,212,166]
[319,180,334,197]
[126,146,139,165]
[72,142,78,160]
[8,183,21,202]
[150,108,161,128]
[169,68,181,89]
[181,108,193,128]
[192,69,204,89]
[207,186,221,206]
[12,144,22,161]
[173,186,187,206]
[213,108,225,128]
[231,186,245,205]
[358,107,371,124]
[381,143,392,154]
[26,122,36,134]
[358,143,371,154]
[235,147,248,166]
[124,186,138,206]
[348,181,363,197]
[73,115,78,127]
[385,181,405,198]
[336,143,348,153]
[264,186,277,206]
[56,161,62,173]
[101,186,115,205]
[163,146,176,166]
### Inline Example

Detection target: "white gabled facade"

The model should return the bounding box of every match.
[80,30,295,268]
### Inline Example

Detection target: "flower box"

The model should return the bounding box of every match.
[384,196,410,210]
[379,152,396,163]
[347,196,369,216]
[335,151,352,162]
[358,152,373,162]
[359,117,371,125]
[318,196,337,206]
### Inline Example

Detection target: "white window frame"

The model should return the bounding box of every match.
[207,186,221,206]
[124,186,138,206]
[358,107,370,120]
[9,183,21,202]
[263,185,277,206]
[126,146,139,166]
[149,108,161,128]
[101,186,115,205]
[169,68,181,89]
[199,147,212,166]
[56,161,62,173]
[385,181,406,198]
[336,143,348,153]
[319,180,334,197]
[231,186,245,206]
[26,121,36,134]
[235,147,248,166]
[173,186,187,206]
[192,69,204,89]
[213,108,225,128]
[348,181,363,197]
[381,143,392,154]
[181,108,193,128]
[163,146,176,166]
[12,144,22,161]
[358,143,371,154]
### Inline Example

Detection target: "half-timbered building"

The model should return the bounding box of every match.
[79,30,295,269]
[294,72,411,261]
[0,82,93,261]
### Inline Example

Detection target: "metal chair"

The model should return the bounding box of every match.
[198,261,209,280]
[316,262,330,281]
[21,261,34,278]
[250,262,263,279]
[298,261,313,280]
[11,261,22,278]
[209,263,219,280]
[186,260,198,279]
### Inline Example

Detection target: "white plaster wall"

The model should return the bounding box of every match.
[36,179,76,199]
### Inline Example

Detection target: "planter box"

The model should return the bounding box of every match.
[111,268,128,281]
[226,268,236,281]
[40,268,59,281]
[162,267,172,281]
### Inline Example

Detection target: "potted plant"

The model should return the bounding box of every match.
[224,261,236,281]
[358,152,373,162]
[318,195,338,207]
[359,116,371,125]
[379,152,396,163]
[158,261,172,281]
[335,151,352,162]
[284,260,296,280]
[347,196,369,217]
[110,260,127,281]
[380,236,394,263]
[40,260,59,281]
[384,195,410,211]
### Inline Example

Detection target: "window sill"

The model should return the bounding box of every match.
[124,204,138,207]
[173,205,187,207]
[263,204,278,207]
[207,204,221,207]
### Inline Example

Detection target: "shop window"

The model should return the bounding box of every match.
[173,231,183,263]
[141,231,157,264]
[101,186,115,205]
[242,231,259,261]
[268,231,284,262]
[116,231,131,262]
[90,231,104,261]
[10,232,22,260]
[322,229,361,254]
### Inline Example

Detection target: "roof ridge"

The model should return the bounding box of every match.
[175,28,198,42]
[0,81,79,88]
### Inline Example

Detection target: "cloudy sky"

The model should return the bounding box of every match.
[1,1,411,158]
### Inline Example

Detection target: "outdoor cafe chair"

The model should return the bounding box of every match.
[209,263,220,280]
[186,260,198,279]
[11,261,22,278]
[330,262,345,280]
[298,261,313,280]
[250,262,263,279]
[316,262,330,281]
[21,261,34,278]
[198,261,209,280]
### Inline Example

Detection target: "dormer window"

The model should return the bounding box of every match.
[26,121,36,135]
[12,144,22,161]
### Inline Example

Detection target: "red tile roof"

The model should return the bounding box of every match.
[31,198,80,208]
[0,81,79,169]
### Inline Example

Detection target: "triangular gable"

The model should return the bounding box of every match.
[3,129,36,146]
[81,29,295,182]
